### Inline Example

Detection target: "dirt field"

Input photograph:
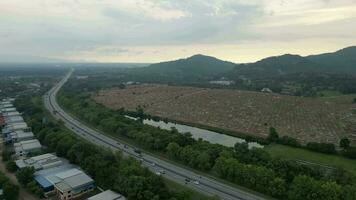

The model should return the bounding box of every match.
[93,85,356,144]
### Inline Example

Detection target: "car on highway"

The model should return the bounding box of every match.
[159,169,165,174]
[193,180,200,185]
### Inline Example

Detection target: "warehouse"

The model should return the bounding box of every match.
[6,130,34,143]
[88,190,126,200]
[14,139,42,157]
[15,153,63,170]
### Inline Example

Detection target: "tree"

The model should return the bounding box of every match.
[353,98,356,104]
[16,167,35,185]
[6,161,17,172]
[340,137,350,149]
[3,183,19,200]
[267,127,279,142]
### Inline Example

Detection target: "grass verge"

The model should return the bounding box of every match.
[265,144,356,175]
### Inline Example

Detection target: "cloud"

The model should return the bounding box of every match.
[0,0,355,62]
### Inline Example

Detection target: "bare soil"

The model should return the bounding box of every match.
[93,84,356,144]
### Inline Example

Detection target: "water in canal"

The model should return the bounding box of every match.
[126,116,263,149]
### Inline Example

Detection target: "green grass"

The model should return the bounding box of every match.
[265,144,356,175]
[317,90,343,97]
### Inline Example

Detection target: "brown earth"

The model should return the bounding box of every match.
[93,84,356,145]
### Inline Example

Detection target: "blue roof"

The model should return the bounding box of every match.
[34,175,53,188]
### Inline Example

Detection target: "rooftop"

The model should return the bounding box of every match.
[54,168,94,192]
[14,139,42,152]
[88,190,126,200]
[15,153,63,170]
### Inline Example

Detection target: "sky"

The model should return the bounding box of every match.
[0,0,356,63]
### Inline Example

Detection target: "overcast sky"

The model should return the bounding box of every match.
[0,0,356,63]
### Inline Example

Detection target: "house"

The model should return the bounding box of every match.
[15,153,63,171]
[6,130,34,143]
[88,190,126,200]
[14,139,42,157]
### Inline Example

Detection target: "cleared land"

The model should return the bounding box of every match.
[93,84,356,144]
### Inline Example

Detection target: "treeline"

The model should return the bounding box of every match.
[268,127,356,160]
[0,171,19,200]
[57,88,356,200]
[15,96,216,200]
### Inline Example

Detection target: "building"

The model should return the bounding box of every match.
[54,168,95,200]
[6,130,34,143]
[34,166,95,199]
[88,190,126,200]
[261,88,273,93]
[15,153,63,171]
[2,122,30,137]
[35,164,75,192]
[4,115,24,124]
[0,107,16,113]
[14,139,42,157]
[1,111,21,118]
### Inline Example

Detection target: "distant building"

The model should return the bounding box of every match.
[14,139,42,157]
[15,153,63,171]
[209,80,235,86]
[2,122,30,137]
[1,111,21,118]
[6,130,34,143]
[261,88,273,93]
[0,107,16,113]
[88,190,126,200]
[4,115,24,124]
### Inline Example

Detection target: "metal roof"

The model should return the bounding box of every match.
[14,139,41,152]
[54,168,94,192]
[88,190,126,200]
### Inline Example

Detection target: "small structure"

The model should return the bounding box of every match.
[6,130,34,143]
[15,153,63,170]
[14,139,42,157]
[88,190,126,200]
[261,88,273,93]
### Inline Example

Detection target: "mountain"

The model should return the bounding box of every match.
[232,46,356,78]
[233,54,323,78]
[142,54,236,77]
[307,46,356,73]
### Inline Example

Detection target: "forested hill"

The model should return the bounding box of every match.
[307,46,356,73]
[135,54,235,80]
[232,46,356,78]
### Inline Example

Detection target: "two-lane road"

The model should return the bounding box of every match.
[44,70,266,200]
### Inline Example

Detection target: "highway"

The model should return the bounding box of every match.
[43,69,266,200]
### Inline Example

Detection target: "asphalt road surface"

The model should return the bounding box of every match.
[44,69,266,200]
